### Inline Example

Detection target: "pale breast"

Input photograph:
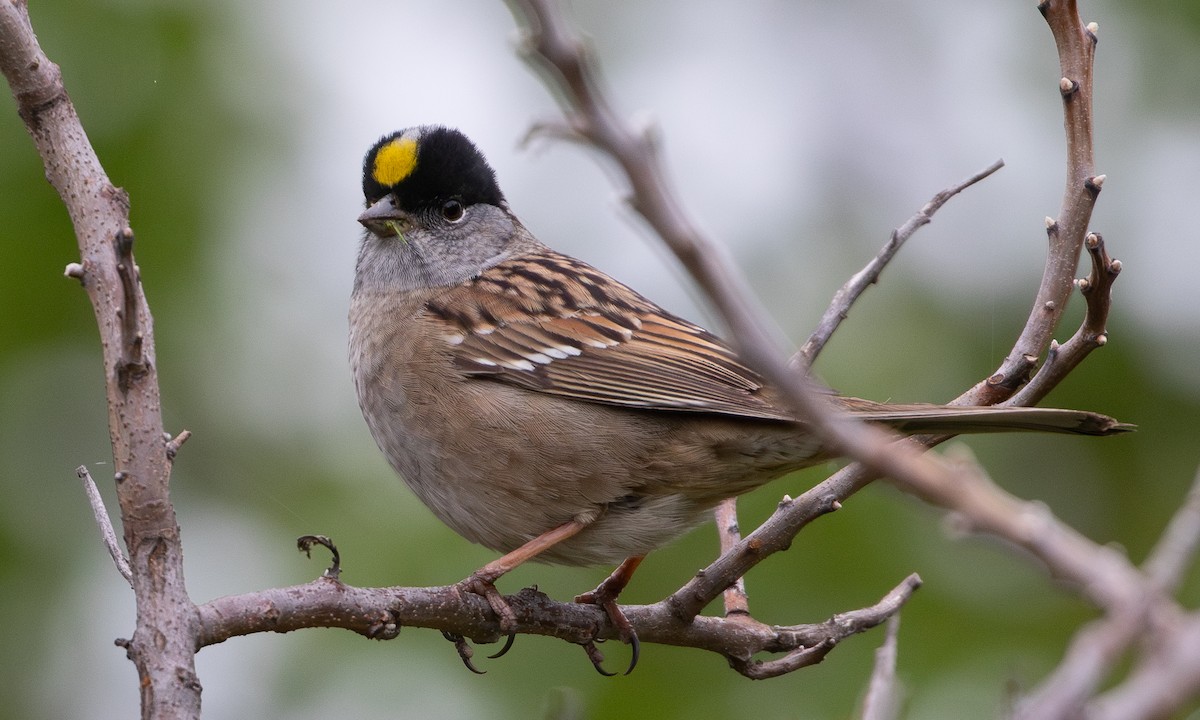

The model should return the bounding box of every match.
[348,288,821,566]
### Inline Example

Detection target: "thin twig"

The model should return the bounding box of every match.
[1088,611,1200,720]
[1015,466,1200,719]
[297,534,342,580]
[724,574,921,680]
[1007,231,1120,407]
[795,159,1005,367]
[1143,465,1200,594]
[1013,601,1150,720]
[861,614,902,720]
[714,498,751,618]
[76,465,133,587]
[667,477,853,621]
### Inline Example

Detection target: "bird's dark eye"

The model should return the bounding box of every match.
[441,199,465,222]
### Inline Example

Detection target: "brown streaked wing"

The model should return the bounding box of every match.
[424,250,796,421]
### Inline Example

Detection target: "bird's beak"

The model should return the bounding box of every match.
[358,195,409,240]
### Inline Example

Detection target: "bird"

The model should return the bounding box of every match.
[348,125,1129,669]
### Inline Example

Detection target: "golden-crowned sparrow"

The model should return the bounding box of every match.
[349,125,1128,657]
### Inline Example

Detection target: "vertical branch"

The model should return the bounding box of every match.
[860,614,902,720]
[713,498,751,617]
[959,0,1101,404]
[0,3,199,718]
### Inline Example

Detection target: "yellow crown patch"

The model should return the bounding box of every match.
[372,137,418,187]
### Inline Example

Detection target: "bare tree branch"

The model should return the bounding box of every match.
[195,572,921,674]
[795,159,1005,367]
[1016,467,1200,719]
[722,574,921,680]
[861,614,902,720]
[1088,612,1200,720]
[1143,466,1200,595]
[958,0,1102,405]
[1014,600,1152,720]
[1007,231,1120,407]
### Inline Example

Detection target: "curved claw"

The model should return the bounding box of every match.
[581,641,617,677]
[441,631,486,675]
[583,597,639,675]
[488,631,517,659]
[624,633,640,676]
[574,556,643,673]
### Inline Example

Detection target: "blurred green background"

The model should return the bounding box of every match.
[2,0,1198,718]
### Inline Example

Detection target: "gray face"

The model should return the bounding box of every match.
[355,196,522,294]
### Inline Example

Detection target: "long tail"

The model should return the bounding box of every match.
[842,402,1133,436]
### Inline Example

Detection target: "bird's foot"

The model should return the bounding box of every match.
[575,577,640,675]
[457,572,519,658]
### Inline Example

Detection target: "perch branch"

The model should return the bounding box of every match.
[196,572,922,676]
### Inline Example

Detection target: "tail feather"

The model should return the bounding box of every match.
[844,404,1133,437]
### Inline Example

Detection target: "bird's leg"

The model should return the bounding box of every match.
[575,555,644,674]
[459,518,590,634]
[576,555,643,628]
